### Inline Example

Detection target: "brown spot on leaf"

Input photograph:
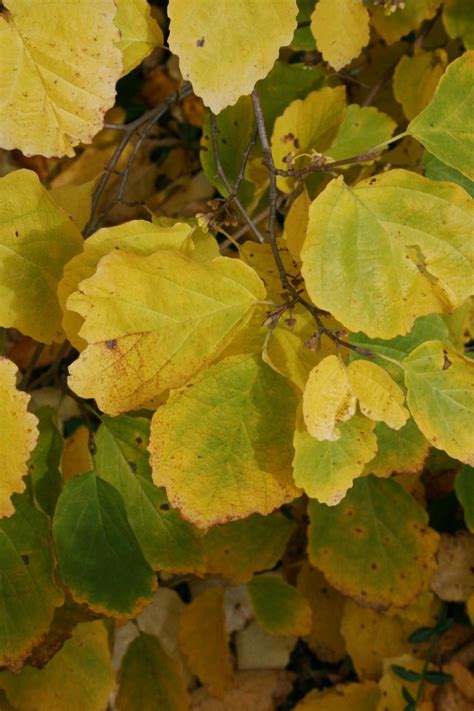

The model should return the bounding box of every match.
[105,339,117,350]
[196,37,205,47]
[443,352,452,370]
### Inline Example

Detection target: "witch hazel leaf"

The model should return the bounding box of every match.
[52,471,156,618]
[310,0,370,71]
[0,0,122,157]
[67,250,265,415]
[455,466,474,532]
[308,475,440,609]
[0,358,38,517]
[409,52,474,180]
[303,356,356,441]
[0,170,83,344]
[247,573,312,637]
[295,681,381,711]
[326,104,396,162]
[393,49,448,122]
[301,169,474,339]
[293,411,377,505]
[370,0,442,45]
[59,219,197,350]
[403,340,474,464]
[168,0,298,113]
[346,360,409,430]
[115,0,164,76]
[149,355,299,528]
[363,419,430,478]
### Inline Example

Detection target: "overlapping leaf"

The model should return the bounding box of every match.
[247,574,312,637]
[370,0,442,44]
[310,0,370,71]
[0,0,122,156]
[115,0,164,75]
[301,170,474,338]
[67,251,265,414]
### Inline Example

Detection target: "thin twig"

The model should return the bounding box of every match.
[20,343,45,390]
[83,83,193,237]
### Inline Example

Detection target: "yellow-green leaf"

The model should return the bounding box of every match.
[0,357,38,517]
[327,104,396,162]
[455,466,474,532]
[409,52,474,180]
[283,188,311,259]
[303,356,356,441]
[293,411,377,505]
[116,632,188,711]
[0,170,83,343]
[115,0,163,75]
[393,49,448,121]
[347,360,409,430]
[271,87,346,191]
[363,419,430,477]
[295,682,381,711]
[149,355,299,527]
[443,0,474,49]
[179,588,233,698]
[301,170,474,339]
[403,340,474,464]
[308,475,440,608]
[168,0,298,113]
[0,0,122,157]
[67,251,265,415]
[247,573,312,637]
[370,0,442,44]
[0,621,115,711]
[59,219,197,350]
[310,0,370,71]
[202,513,294,584]
[0,492,64,670]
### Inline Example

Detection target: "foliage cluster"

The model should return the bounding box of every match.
[0,0,473,709]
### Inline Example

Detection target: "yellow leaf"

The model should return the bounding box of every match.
[0,170,83,343]
[295,682,381,711]
[347,360,409,430]
[303,356,356,441]
[168,0,298,113]
[179,588,233,698]
[409,52,474,181]
[393,49,448,121]
[296,565,346,664]
[430,532,474,602]
[59,219,197,350]
[293,411,377,505]
[271,87,346,192]
[310,0,370,71]
[0,0,122,157]
[67,252,265,415]
[0,358,38,518]
[283,188,311,259]
[115,0,164,75]
[190,670,293,711]
[377,655,436,711]
[403,341,474,464]
[61,425,93,481]
[49,179,96,233]
[0,621,115,711]
[301,170,474,339]
[149,355,299,527]
[370,0,442,44]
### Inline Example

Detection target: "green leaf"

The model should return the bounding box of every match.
[293,412,377,505]
[67,250,266,415]
[455,465,474,531]
[116,632,188,711]
[424,670,452,685]
[247,573,312,636]
[0,170,83,343]
[53,471,156,617]
[363,419,430,478]
[424,151,474,197]
[443,0,474,49]
[327,104,395,162]
[95,415,204,574]
[201,96,255,204]
[403,340,474,464]
[301,170,474,339]
[149,355,299,527]
[409,52,474,180]
[390,665,421,682]
[291,0,317,50]
[307,476,440,609]
[28,407,63,517]
[0,492,64,669]
[0,621,115,711]
[202,512,294,584]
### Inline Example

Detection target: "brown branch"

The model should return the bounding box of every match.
[83,82,193,237]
